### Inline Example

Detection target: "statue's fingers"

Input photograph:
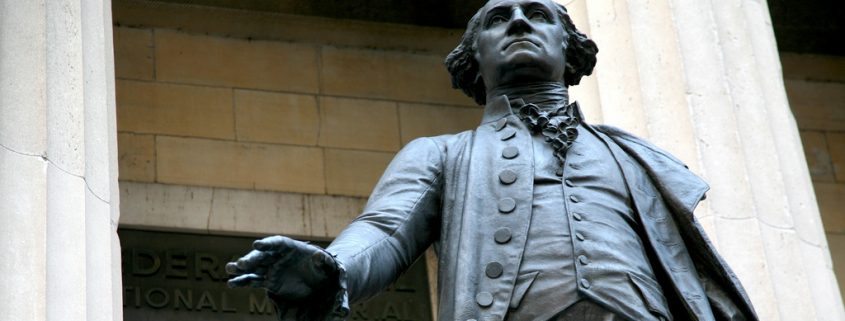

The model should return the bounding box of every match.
[225,262,245,275]
[236,249,273,271]
[253,235,295,252]
[227,261,269,277]
[227,273,265,288]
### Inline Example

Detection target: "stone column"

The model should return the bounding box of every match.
[563,0,845,319]
[0,1,121,321]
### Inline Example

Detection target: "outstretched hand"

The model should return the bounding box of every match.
[226,235,339,300]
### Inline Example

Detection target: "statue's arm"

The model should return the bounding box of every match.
[228,137,445,321]
[327,136,445,303]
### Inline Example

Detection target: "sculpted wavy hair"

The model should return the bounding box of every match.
[444,2,599,105]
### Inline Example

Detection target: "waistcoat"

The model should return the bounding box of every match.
[505,124,670,321]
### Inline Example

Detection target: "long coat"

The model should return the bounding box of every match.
[325,96,758,321]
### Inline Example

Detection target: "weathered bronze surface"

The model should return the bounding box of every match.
[227,1,758,320]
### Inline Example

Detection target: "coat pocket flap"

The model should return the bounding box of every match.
[509,271,539,309]
[628,273,672,320]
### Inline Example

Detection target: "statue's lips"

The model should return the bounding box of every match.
[503,39,540,50]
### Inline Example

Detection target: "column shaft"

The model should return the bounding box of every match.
[0,1,121,320]
[584,0,649,136]
[0,1,48,320]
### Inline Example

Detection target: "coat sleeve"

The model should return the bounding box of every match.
[325,136,445,309]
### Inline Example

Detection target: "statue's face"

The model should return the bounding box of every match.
[474,0,568,90]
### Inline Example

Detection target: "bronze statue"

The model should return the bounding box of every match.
[227,1,758,320]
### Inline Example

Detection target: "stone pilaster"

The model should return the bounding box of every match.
[0,1,121,321]
[563,0,845,319]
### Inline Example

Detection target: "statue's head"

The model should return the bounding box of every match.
[445,0,598,105]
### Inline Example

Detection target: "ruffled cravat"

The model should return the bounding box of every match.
[489,82,582,167]
[513,99,581,166]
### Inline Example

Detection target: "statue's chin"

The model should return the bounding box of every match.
[495,60,558,86]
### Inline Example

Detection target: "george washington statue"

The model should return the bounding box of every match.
[226,1,758,320]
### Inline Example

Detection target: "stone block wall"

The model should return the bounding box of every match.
[112,1,482,238]
[788,53,845,296]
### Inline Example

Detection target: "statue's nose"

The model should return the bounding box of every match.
[506,9,534,35]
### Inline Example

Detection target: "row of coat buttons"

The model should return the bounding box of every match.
[475,118,518,309]
[492,117,515,277]
[563,160,592,290]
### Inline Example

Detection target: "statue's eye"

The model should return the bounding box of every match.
[488,15,508,26]
[529,10,549,22]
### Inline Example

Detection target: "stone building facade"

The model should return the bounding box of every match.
[1,0,843,320]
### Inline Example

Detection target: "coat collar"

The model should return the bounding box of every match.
[480,95,515,125]
[480,95,585,125]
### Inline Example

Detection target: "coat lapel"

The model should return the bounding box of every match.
[592,124,757,321]
[592,125,709,216]
[590,126,715,321]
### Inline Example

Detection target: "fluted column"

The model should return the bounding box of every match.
[563,0,845,319]
[0,1,121,321]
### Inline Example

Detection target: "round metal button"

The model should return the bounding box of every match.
[499,170,517,184]
[578,255,590,265]
[500,129,516,141]
[486,262,504,278]
[575,232,585,241]
[572,213,583,221]
[476,292,494,307]
[498,198,516,213]
[494,118,508,131]
[494,228,512,244]
[564,179,574,187]
[580,278,591,289]
[502,146,519,159]
[569,195,580,203]
[555,168,564,177]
